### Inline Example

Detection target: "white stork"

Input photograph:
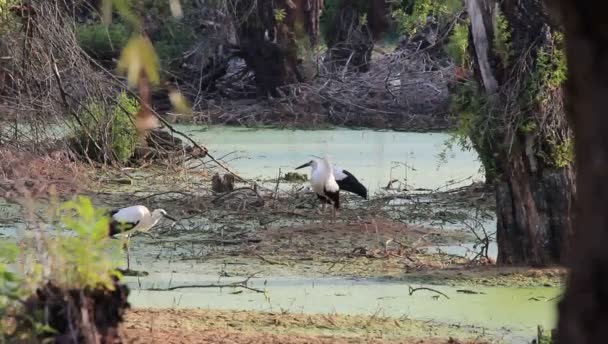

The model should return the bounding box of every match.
[296,156,367,220]
[107,205,176,271]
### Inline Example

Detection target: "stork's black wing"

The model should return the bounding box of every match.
[109,220,139,237]
[107,209,138,237]
[336,170,368,199]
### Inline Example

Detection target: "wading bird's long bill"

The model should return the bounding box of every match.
[163,214,177,222]
[295,161,313,169]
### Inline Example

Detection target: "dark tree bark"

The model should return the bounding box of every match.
[324,0,387,72]
[555,0,608,342]
[232,0,322,96]
[464,0,575,265]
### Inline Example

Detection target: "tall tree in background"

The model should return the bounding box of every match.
[232,0,323,96]
[453,0,574,265]
[555,0,608,341]
[322,0,388,72]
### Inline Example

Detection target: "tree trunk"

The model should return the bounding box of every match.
[555,0,608,342]
[464,0,575,265]
[232,0,322,96]
[324,0,387,72]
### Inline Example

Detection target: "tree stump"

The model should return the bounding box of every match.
[211,173,235,193]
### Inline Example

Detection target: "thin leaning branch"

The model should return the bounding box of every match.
[81,52,248,182]
[143,272,265,293]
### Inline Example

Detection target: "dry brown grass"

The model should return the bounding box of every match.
[123,308,489,344]
[0,147,87,199]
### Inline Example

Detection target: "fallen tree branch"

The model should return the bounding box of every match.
[408,285,450,299]
[143,272,265,293]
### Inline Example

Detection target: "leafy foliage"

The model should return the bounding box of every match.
[549,138,573,168]
[0,197,123,340]
[152,17,197,67]
[437,0,571,176]
[444,20,469,67]
[169,88,193,116]
[447,80,498,180]
[76,91,139,164]
[52,197,123,290]
[523,33,570,167]
[493,9,512,68]
[0,0,24,35]
[0,243,22,333]
[117,35,161,87]
[534,34,567,91]
[99,0,192,127]
[274,8,286,23]
[76,22,130,60]
[392,0,463,35]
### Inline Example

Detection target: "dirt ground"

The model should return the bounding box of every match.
[122,308,489,344]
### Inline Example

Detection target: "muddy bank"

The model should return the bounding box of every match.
[123,308,489,344]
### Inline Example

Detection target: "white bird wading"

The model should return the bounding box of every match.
[296,156,367,222]
[108,205,176,271]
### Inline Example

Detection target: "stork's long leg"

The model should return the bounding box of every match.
[319,202,327,228]
[125,234,131,271]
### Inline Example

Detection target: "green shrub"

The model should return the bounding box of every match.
[111,92,139,163]
[0,196,123,340]
[391,0,463,35]
[76,22,130,60]
[152,17,197,66]
[52,196,123,289]
[76,91,139,164]
[444,20,469,67]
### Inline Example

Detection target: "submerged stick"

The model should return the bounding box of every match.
[408,285,450,299]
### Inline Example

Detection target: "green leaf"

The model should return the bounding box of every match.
[274,9,286,22]
[117,35,161,87]
[169,89,193,116]
[0,242,19,263]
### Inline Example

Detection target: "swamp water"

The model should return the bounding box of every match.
[126,127,555,343]
[0,127,559,343]
[175,125,484,193]
[125,273,558,343]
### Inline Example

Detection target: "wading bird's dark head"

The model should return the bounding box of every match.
[153,209,177,222]
[295,159,320,170]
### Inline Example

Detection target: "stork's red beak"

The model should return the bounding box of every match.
[295,161,312,169]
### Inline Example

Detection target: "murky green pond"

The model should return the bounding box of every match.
[1,127,556,343]
[176,126,483,193]
[125,273,559,343]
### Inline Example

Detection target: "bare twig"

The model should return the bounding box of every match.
[408,285,450,299]
[143,272,265,293]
